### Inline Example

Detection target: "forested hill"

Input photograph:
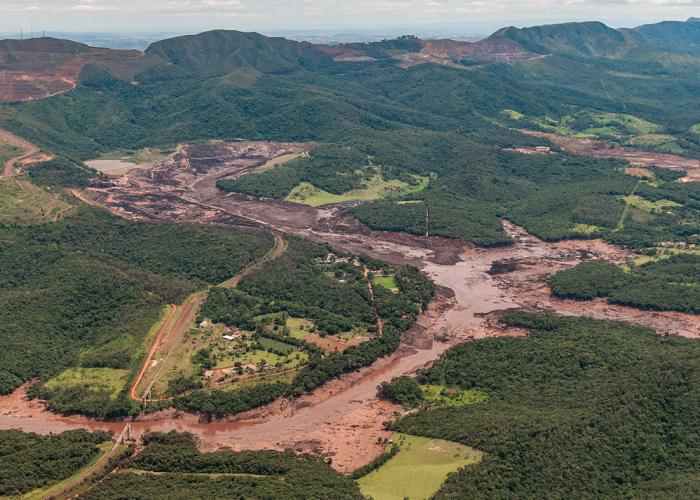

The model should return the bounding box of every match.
[497,18,700,57]
[495,21,636,57]
[142,30,332,79]
[2,18,700,250]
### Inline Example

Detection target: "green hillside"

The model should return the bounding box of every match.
[392,313,700,498]
[142,30,333,80]
[497,21,635,57]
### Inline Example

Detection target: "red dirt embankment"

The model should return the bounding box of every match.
[0,129,49,177]
[129,304,177,401]
[2,219,696,472]
[0,37,159,102]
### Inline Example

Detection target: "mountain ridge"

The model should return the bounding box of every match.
[3,17,700,102]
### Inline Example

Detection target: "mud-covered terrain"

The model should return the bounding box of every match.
[1,141,696,472]
[522,130,700,181]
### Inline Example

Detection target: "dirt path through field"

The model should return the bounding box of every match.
[131,232,288,402]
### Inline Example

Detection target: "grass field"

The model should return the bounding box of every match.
[592,112,663,135]
[570,223,604,236]
[0,142,22,166]
[628,134,684,154]
[214,350,291,370]
[45,368,129,399]
[258,336,297,354]
[285,174,428,207]
[623,194,681,212]
[286,317,314,339]
[373,275,398,291]
[357,434,482,500]
[0,178,72,223]
[500,109,525,120]
[420,385,488,407]
[632,247,700,266]
[504,109,673,147]
[625,167,654,178]
[93,147,176,164]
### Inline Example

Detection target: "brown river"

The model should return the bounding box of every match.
[1,218,697,471]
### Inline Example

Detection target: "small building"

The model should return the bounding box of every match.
[222,334,237,341]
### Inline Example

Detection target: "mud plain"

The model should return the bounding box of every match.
[0,141,698,473]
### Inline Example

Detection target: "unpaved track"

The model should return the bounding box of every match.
[133,233,287,402]
[220,233,287,288]
[135,295,203,402]
[2,220,695,472]
[130,305,178,401]
[0,129,47,178]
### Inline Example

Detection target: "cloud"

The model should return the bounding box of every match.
[1,0,700,32]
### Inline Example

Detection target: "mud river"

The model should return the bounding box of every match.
[1,144,698,472]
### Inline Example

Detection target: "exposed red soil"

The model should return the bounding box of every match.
[130,304,177,401]
[522,129,700,181]
[397,36,545,68]
[0,38,159,102]
[317,35,542,68]
[0,128,49,177]
[304,333,363,353]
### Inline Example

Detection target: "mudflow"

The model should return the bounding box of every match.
[1,141,697,472]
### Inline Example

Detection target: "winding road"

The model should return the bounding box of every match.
[0,129,48,178]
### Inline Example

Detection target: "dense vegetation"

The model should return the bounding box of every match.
[377,375,424,406]
[83,431,362,499]
[3,23,700,249]
[27,156,96,188]
[552,255,700,313]
[350,443,400,480]
[392,313,700,498]
[0,205,271,416]
[0,429,110,496]
[177,238,434,417]
[219,144,373,197]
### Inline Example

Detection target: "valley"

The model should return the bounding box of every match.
[0,145,697,474]
[1,15,700,498]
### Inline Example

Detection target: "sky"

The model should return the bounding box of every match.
[2,0,700,36]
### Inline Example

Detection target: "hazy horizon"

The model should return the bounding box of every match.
[2,1,700,36]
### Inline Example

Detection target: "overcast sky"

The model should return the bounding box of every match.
[2,0,700,36]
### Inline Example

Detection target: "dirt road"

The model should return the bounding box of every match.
[2,219,695,472]
[220,232,287,288]
[0,129,49,178]
[129,305,178,401]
